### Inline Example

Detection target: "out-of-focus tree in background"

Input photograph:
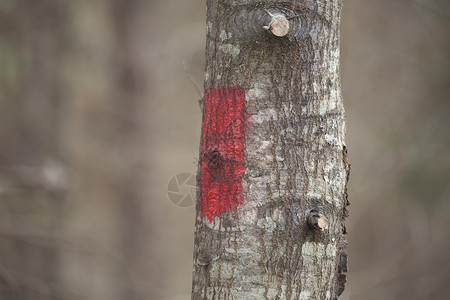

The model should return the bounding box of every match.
[0,0,448,299]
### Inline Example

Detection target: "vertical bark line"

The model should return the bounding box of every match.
[193,1,347,299]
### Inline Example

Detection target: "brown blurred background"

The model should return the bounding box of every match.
[0,0,449,299]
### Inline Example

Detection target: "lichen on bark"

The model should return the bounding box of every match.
[193,1,348,299]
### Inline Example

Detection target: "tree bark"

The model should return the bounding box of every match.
[192,0,349,299]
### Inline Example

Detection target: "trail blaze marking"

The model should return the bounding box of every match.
[199,87,247,222]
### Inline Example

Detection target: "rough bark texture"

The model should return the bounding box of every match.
[192,0,349,299]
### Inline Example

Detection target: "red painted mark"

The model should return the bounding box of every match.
[199,87,247,222]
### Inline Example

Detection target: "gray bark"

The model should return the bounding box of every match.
[192,0,349,299]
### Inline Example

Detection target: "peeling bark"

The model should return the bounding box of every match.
[192,1,348,299]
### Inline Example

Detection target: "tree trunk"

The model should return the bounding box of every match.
[192,0,349,299]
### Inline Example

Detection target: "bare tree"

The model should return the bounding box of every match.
[192,0,349,299]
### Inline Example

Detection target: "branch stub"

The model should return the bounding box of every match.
[263,10,290,37]
[307,210,330,232]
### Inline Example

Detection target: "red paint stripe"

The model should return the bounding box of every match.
[199,87,247,222]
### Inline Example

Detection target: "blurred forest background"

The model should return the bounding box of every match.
[0,0,449,299]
